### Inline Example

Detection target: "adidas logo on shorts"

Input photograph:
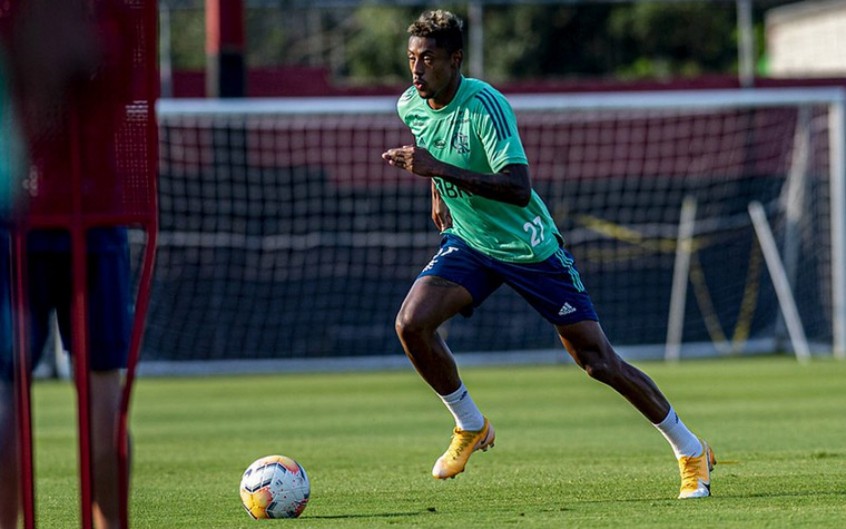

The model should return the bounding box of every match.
[558,302,577,316]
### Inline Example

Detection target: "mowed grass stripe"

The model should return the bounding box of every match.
[28,356,846,528]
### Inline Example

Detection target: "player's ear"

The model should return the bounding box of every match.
[452,49,463,69]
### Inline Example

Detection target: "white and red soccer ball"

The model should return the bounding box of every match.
[239,455,310,519]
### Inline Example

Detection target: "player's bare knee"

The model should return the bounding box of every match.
[581,359,610,383]
[394,310,429,343]
[394,311,411,341]
[578,352,623,385]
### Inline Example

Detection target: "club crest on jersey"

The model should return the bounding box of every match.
[451,132,470,154]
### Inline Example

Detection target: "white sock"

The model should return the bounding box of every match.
[438,382,485,431]
[653,406,703,459]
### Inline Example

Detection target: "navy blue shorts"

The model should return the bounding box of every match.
[1,230,132,379]
[418,234,598,325]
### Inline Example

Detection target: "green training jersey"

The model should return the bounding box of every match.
[397,77,560,263]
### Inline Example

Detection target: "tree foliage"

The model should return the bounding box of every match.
[608,2,737,78]
[344,6,419,84]
[483,4,619,81]
[342,2,767,83]
[165,2,789,84]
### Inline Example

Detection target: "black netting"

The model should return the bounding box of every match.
[142,101,834,362]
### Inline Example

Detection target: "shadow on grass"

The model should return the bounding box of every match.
[717,489,846,500]
[576,488,846,505]
[306,507,439,520]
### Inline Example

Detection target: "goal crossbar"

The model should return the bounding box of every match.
[158,87,846,116]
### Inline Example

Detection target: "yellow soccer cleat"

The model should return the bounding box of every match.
[432,417,495,479]
[678,439,716,499]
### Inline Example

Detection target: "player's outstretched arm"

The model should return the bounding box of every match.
[382,145,531,207]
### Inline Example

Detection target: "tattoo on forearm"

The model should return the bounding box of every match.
[438,164,530,206]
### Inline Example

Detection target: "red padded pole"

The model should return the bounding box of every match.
[205,0,245,97]
[68,106,94,529]
[117,1,160,526]
[12,229,35,529]
[117,229,157,528]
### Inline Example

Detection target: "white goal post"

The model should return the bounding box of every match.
[509,87,846,360]
[149,86,845,374]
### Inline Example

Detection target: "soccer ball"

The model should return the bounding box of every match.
[239,455,310,519]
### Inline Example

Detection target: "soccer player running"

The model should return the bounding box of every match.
[382,10,715,499]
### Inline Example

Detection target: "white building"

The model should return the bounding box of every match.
[766,0,846,77]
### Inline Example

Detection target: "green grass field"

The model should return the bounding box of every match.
[29,356,846,528]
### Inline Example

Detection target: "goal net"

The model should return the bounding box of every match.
[148,88,845,371]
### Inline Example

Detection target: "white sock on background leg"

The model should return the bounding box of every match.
[438,382,485,431]
[654,406,703,459]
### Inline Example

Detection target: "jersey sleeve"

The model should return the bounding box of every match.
[470,88,528,173]
[396,86,417,124]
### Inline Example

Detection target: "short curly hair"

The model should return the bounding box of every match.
[407,10,464,55]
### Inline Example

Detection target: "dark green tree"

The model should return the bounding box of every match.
[484,4,618,82]
[344,6,418,84]
[608,2,738,78]
[163,2,792,86]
